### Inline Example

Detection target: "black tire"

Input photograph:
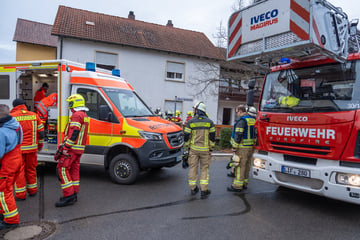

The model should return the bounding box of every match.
[109,154,139,184]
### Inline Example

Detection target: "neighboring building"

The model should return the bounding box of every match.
[50,6,223,122]
[13,18,58,61]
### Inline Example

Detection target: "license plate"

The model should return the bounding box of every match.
[281,166,311,178]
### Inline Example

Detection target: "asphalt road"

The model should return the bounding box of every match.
[3,155,360,240]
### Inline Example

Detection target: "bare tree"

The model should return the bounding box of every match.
[187,0,262,98]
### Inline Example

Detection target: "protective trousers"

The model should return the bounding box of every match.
[57,150,81,197]
[0,145,21,224]
[188,149,211,191]
[232,148,254,189]
[15,152,38,199]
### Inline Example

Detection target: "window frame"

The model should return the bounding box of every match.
[165,61,185,82]
[95,51,118,71]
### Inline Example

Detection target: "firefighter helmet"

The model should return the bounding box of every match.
[187,111,193,116]
[67,94,85,109]
[175,110,181,116]
[193,101,206,113]
[247,106,257,117]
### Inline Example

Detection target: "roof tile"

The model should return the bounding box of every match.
[13,18,58,47]
[52,6,224,60]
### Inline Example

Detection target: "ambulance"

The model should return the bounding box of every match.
[0,60,184,184]
[228,0,360,204]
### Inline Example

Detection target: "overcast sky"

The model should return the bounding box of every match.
[0,0,358,62]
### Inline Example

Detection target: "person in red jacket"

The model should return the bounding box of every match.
[0,104,23,230]
[34,83,49,111]
[55,94,89,207]
[10,98,45,200]
[35,93,57,124]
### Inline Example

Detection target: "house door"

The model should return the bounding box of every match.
[222,108,231,125]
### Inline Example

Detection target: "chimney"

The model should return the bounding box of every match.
[128,11,135,20]
[166,20,173,27]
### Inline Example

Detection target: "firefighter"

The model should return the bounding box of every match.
[55,94,89,207]
[34,82,49,111]
[184,101,215,199]
[35,93,57,124]
[227,105,256,192]
[170,110,182,123]
[10,98,45,200]
[184,111,193,124]
[0,104,23,230]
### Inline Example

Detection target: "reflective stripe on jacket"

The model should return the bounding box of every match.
[63,110,89,154]
[10,105,44,153]
[184,114,215,152]
[231,115,255,148]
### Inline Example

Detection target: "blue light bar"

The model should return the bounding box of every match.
[112,69,121,77]
[86,62,96,72]
[280,58,291,64]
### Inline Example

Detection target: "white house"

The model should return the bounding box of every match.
[51,6,224,123]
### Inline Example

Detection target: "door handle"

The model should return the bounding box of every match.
[119,130,126,134]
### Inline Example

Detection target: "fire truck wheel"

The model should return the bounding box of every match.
[109,154,139,184]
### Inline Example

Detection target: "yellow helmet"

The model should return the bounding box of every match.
[67,94,85,109]
[175,110,181,116]
[187,111,193,116]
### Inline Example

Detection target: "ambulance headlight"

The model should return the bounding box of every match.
[139,131,163,141]
[336,173,360,187]
[253,158,266,169]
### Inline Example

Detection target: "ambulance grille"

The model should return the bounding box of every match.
[167,131,184,148]
[271,142,330,156]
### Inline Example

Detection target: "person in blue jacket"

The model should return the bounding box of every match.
[0,104,23,229]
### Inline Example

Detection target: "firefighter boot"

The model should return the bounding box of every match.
[191,186,199,195]
[55,193,77,207]
[0,220,18,230]
[200,190,211,199]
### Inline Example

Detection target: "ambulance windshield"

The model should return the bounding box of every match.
[104,88,154,117]
[260,61,358,113]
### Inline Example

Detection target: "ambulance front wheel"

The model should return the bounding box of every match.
[109,154,139,184]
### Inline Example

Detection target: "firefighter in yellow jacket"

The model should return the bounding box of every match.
[184,101,215,199]
[227,105,256,192]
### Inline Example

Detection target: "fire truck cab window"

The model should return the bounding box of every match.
[261,61,357,112]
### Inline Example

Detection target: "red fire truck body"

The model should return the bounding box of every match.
[227,0,360,204]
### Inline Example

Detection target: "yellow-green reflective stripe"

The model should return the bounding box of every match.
[70,122,81,128]
[61,182,73,189]
[4,208,18,218]
[189,122,210,128]
[72,181,80,186]
[21,144,38,150]
[27,183,37,189]
[200,180,208,184]
[0,192,9,212]
[61,167,69,184]
[15,115,36,121]
[184,127,191,133]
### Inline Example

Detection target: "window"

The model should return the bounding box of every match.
[261,61,357,112]
[96,52,118,71]
[104,88,153,117]
[164,100,183,117]
[0,75,9,99]
[77,88,118,123]
[166,62,185,81]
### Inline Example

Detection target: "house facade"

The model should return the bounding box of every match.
[50,6,223,122]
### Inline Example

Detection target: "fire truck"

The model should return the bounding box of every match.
[227,0,360,204]
[0,60,184,184]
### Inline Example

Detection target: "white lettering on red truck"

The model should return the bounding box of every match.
[266,127,335,139]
